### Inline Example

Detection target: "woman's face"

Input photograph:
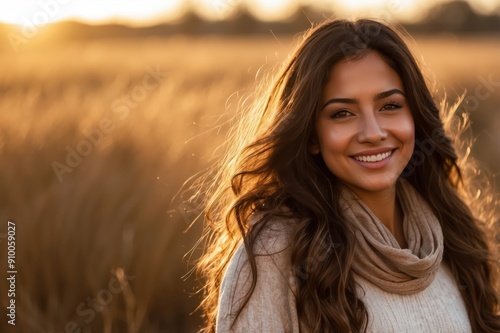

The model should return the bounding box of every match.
[312,51,415,197]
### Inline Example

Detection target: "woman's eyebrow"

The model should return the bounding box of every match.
[374,89,406,101]
[321,88,406,110]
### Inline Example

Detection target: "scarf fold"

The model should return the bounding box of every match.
[340,180,443,294]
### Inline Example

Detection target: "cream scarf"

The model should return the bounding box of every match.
[340,180,444,294]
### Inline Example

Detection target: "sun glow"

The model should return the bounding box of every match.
[332,0,422,22]
[192,0,240,21]
[192,0,298,21]
[247,0,298,21]
[0,0,185,26]
[0,0,497,26]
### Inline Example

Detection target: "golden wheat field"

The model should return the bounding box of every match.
[0,33,499,332]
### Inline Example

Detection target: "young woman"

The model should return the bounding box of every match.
[197,18,499,332]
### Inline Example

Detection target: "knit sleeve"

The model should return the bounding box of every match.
[216,217,300,333]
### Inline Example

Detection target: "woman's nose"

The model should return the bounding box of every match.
[357,113,388,143]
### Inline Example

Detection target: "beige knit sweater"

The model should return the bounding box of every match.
[216,217,471,333]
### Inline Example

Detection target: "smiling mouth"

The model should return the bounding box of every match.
[353,150,394,163]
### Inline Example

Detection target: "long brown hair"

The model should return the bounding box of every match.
[197,18,499,332]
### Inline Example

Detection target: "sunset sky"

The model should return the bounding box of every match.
[0,0,498,26]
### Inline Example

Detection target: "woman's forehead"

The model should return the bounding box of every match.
[323,51,404,99]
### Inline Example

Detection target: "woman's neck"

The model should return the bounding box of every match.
[346,184,407,248]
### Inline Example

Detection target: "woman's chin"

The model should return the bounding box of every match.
[341,178,399,195]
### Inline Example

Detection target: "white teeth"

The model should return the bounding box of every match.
[354,150,392,163]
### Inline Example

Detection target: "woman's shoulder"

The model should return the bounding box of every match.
[221,209,299,282]
[248,208,298,256]
[217,209,301,332]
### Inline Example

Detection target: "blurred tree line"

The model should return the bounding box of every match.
[0,0,498,50]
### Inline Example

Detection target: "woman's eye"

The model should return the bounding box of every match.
[330,110,353,119]
[380,102,402,111]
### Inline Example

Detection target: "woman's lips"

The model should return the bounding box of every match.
[353,149,393,162]
[350,149,396,169]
